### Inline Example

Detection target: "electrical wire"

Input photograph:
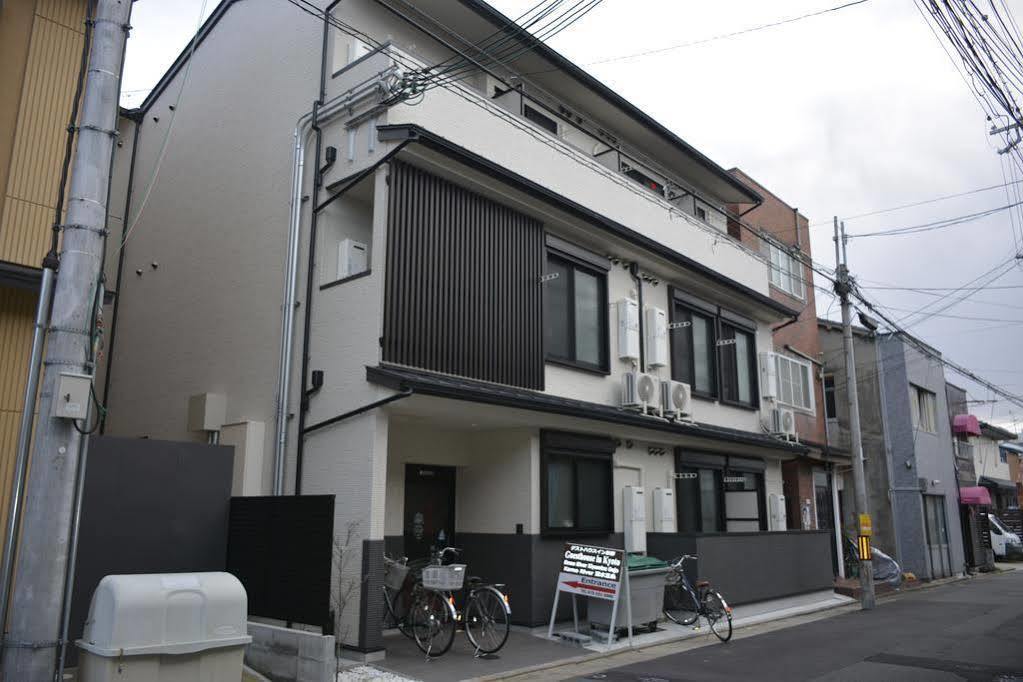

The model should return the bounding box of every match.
[117,0,211,253]
[846,199,1023,238]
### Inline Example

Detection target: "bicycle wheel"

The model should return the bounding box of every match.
[703,591,732,642]
[410,589,456,657]
[382,586,414,639]
[663,577,699,626]
[465,586,510,654]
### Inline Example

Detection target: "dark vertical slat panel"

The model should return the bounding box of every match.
[383,161,543,389]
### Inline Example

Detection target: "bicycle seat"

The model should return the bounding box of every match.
[695,580,711,588]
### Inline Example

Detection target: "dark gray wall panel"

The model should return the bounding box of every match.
[70,436,234,666]
[384,161,544,389]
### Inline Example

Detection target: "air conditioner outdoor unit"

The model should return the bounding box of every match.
[637,372,659,414]
[622,371,641,410]
[770,407,797,439]
[661,380,691,419]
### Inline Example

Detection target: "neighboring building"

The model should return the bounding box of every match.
[0,0,90,542]
[946,385,993,571]
[972,422,1018,511]
[103,0,837,655]
[819,321,964,579]
[726,169,849,573]
[1006,442,1023,509]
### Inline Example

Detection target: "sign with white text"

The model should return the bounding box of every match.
[561,543,624,584]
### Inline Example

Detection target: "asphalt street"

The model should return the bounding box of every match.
[579,570,1023,682]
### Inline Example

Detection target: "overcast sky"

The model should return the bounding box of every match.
[121,0,1023,432]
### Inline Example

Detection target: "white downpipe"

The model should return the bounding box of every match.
[272,70,398,495]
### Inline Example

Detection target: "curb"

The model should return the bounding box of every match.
[474,596,855,682]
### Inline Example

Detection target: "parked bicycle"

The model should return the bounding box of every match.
[662,554,732,642]
[383,547,511,658]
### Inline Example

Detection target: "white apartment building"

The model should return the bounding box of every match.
[102,0,837,655]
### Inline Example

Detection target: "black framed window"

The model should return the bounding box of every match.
[541,432,614,535]
[524,105,558,134]
[670,303,717,397]
[676,467,723,533]
[823,374,837,419]
[718,322,757,408]
[544,251,609,372]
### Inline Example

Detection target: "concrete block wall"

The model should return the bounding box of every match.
[246,621,335,682]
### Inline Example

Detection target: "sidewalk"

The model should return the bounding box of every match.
[340,590,853,682]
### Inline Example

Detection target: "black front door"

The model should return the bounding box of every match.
[403,464,456,561]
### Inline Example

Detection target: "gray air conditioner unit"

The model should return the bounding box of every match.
[661,380,691,419]
[622,371,641,410]
[769,407,797,439]
[637,372,659,415]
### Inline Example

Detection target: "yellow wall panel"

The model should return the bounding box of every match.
[0,196,51,266]
[6,16,84,208]
[36,0,88,31]
[0,287,37,413]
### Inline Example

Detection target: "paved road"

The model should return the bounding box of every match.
[579,570,1023,682]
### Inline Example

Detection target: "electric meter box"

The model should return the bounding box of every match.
[53,372,93,420]
[617,299,640,360]
[76,572,251,682]
[623,485,647,554]
[337,238,368,279]
[652,487,676,533]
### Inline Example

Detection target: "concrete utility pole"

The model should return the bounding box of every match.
[2,1,131,679]
[833,217,876,610]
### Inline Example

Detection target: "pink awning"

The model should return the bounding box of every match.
[960,486,992,506]
[954,414,981,436]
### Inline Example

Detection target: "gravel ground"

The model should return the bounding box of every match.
[337,665,418,681]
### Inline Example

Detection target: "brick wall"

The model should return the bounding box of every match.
[728,168,827,446]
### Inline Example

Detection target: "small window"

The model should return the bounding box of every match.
[524,105,558,135]
[623,166,664,194]
[1000,449,1008,464]
[824,374,837,419]
[910,385,937,433]
[719,323,757,408]
[775,354,815,413]
[670,304,717,397]
[544,251,609,372]
[695,206,707,221]
[768,243,806,299]
[541,432,613,535]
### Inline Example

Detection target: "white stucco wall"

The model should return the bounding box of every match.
[975,436,1011,482]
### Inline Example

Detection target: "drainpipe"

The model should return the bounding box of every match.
[629,262,645,372]
[272,68,400,495]
[293,0,343,496]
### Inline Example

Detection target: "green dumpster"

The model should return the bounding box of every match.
[589,553,670,635]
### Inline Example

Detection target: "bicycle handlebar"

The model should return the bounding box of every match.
[671,554,698,568]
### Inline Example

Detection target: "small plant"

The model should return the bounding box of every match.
[330,520,367,671]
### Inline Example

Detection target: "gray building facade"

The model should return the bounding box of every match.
[820,322,964,579]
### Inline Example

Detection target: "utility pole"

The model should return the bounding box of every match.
[833,217,876,610]
[1,1,131,679]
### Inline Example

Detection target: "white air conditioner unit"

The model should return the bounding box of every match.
[637,372,659,414]
[769,407,797,439]
[661,380,691,419]
[760,352,778,400]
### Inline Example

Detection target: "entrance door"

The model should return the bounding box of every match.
[403,464,456,561]
[924,495,952,578]
[814,471,838,573]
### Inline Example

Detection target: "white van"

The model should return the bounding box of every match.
[988,513,1023,560]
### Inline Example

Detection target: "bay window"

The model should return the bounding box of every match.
[774,353,815,413]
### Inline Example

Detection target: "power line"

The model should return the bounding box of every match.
[846,199,1023,238]
[808,179,1023,226]
[528,0,869,71]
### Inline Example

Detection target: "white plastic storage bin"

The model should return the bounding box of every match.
[76,572,251,682]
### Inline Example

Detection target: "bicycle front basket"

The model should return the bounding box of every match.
[421,564,466,591]
[383,556,410,591]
